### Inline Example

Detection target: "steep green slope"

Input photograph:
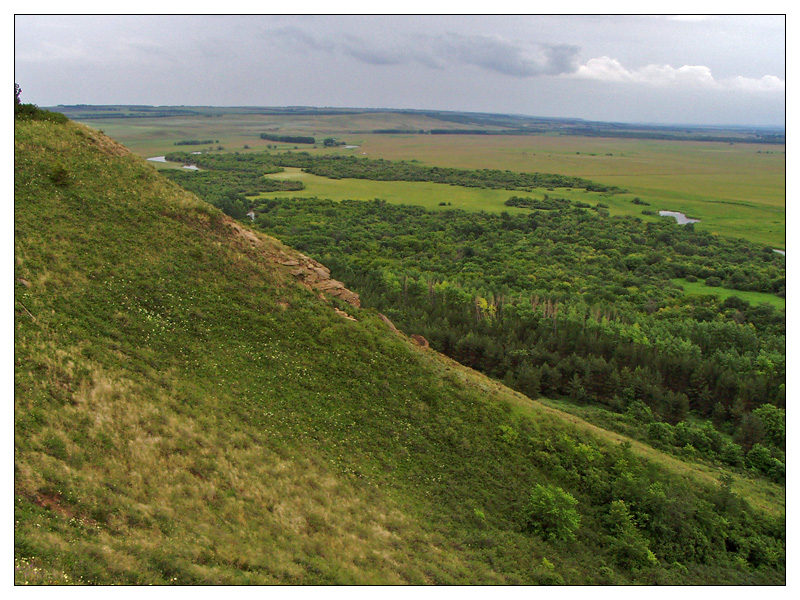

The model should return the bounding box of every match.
[14,118,784,584]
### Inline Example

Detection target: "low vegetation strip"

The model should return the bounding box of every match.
[164,150,625,193]
[260,133,316,145]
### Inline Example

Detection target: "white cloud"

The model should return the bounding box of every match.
[571,57,630,82]
[726,74,785,93]
[570,56,784,93]
[637,64,716,87]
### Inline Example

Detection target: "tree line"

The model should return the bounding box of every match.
[260,133,316,144]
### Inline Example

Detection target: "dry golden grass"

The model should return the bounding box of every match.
[15,341,487,584]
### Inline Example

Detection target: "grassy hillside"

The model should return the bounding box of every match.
[14,117,784,584]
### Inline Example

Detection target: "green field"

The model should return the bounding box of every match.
[672,278,785,310]
[74,110,785,248]
[253,167,617,214]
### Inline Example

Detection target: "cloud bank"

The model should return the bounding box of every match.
[14,15,784,126]
[269,28,581,78]
[571,56,784,93]
[267,27,784,98]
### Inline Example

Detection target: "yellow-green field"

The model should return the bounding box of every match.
[671,278,785,310]
[83,113,785,248]
[249,167,786,247]
[254,167,617,214]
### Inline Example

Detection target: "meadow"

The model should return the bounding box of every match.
[255,167,614,214]
[359,135,785,248]
[671,278,785,310]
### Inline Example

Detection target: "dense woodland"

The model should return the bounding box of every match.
[161,151,785,483]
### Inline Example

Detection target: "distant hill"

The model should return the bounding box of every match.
[14,115,784,584]
[48,104,785,143]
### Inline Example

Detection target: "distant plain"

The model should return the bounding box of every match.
[79,111,785,248]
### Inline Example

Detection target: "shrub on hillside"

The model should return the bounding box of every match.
[522,483,581,541]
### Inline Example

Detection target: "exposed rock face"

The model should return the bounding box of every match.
[311,266,331,280]
[410,334,429,348]
[283,253,361,308]
[378,313,401,335]
[223,219,361,311]
[333,307,357,321]
[380,314,431,351]
[227,221,265,247]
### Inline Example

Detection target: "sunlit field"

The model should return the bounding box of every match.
[671,278,785,310]
[252,167,615,215]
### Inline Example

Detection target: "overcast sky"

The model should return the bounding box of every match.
[14,14,786,127]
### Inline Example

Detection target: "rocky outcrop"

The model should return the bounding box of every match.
[222,219,361,313]
[279,253,361,308]
[410,334,429,348]
[378,313,401,335]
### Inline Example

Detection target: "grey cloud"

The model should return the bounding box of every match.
[332,33,447,70]
[263,27,580,78]
[338,34,410,66]
[262,26,336,54]
[434,33,581,77]
[541,44,583,76]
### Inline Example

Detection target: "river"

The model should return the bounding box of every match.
[659,210,700,225]
[147,156,199,170]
